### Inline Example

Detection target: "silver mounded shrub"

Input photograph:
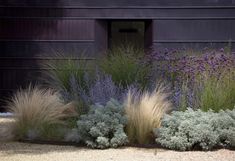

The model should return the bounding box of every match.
[71,99,128,149]
[154,108,235,151]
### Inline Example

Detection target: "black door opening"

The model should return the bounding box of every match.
[108,20,152,50]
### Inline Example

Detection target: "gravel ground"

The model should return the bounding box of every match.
[0,118,14,141]
[0,142,235,161]
[1,118,235,161]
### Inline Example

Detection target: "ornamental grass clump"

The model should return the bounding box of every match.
[100,45,150,89]
[69,99,128,149]
[195,71,235,112]
[44,56,90,92]
[155,108,235,151]
[125,84,171,144]
[7,86,76,140]
[43,55,93,114]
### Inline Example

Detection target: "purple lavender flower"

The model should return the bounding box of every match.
[89,73,128,105]
[147,48,235,109]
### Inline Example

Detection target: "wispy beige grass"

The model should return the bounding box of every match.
[6,86,76,140]
[125,85,171,144]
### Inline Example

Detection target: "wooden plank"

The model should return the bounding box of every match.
[0,19,95,40]
[1,0,235,7]
[0,42,95,57]
[153,20,234,41]
[1,8,235,18]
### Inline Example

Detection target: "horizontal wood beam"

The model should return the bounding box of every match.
[1,6,235,9]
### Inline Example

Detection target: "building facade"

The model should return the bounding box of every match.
[0,0,235,110]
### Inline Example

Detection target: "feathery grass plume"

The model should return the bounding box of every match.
[7,86,77,140]
[124,84,172,144]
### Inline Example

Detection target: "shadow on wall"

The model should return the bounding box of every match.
[58,0,235,6]
[0,0,63,111]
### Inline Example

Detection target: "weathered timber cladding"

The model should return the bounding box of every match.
[1,7,234,18]
[0,19,94,40]
[0,0,235,6]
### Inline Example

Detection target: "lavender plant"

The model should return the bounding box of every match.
[148,49,235,111]
[149,50,235,83]
[44,56,129,113]
[88,74,128,105]
[61,72,129,111]
[61,74,91,114]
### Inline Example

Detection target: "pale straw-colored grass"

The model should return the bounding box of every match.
[125,85,171,144]
[6,86,76,140]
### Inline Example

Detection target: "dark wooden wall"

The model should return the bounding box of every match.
[1,0,234,6]
[0,0,235,111]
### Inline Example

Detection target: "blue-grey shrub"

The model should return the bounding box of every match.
[61,73,129,107]
[154,108,235,151]
[68,99,128,149]
[61,74,91,114]
[88,74,128,105]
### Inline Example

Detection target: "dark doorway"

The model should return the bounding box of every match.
[108,20,152,50]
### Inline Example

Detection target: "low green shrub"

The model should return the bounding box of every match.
[67,99,128,149]
[154,108,235,151]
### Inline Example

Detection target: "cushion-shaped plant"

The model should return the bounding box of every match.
[70,99,128,149]
[7,86,76,141]
[154,108,235,151]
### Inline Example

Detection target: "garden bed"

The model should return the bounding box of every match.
[1,117,234,152]
[1,47,235,153]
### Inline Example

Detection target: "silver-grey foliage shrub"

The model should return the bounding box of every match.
[70,99,128,149]
[154,108,235,151]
